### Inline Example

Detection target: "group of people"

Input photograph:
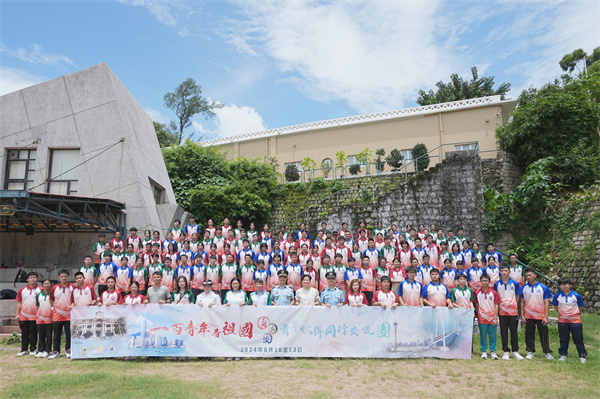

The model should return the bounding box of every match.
[14,218,587,363]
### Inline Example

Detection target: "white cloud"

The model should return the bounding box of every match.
[144,107,170,124]
[213,103,266,138]
[0,44,75,68]
[117,0,194,37]
[0,67,45,95]
[224,1,467,113]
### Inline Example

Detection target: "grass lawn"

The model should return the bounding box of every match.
[1,310,598,399]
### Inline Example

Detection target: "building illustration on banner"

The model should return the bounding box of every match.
[128,320,185,350]
[388,312,463,353]
[71,311,127,339]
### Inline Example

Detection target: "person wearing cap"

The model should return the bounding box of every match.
[271,270,294,306]
[320,271,345,307]
[196,280,221,307]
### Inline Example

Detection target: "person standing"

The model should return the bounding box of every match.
[494,265,523,360]
[34,279,53,358]
[15,272,41,356]
[474,274,501,359]
[144,272,172,304]
[553,278,587,364]
[519,268,554,360]
[48,270,75,359]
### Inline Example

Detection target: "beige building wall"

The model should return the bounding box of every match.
[203,97,517,174]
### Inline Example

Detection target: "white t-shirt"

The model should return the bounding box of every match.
[295,287,319,306]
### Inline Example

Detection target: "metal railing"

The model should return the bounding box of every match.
[486,245,559,289]
[275,142,483,230]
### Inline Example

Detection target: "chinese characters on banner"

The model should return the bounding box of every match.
[70,305,474,359]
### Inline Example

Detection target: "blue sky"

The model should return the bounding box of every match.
[1,0,598,141]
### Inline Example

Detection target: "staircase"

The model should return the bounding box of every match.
[0,317,20,341]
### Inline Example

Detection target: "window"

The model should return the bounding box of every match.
[348,155,358,165]
[401,150,413,165]
[454,143,478,151]
[284,162,302,171]
[47,149,80,195]
[4,149,36,190]
[321,158,333,168]
[149,178,165,204]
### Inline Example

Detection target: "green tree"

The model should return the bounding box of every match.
[559,47,600,77]
[153,121,179,148]
[161,140,229,210]
[163,78,222,144]
[385,148,403,171]
[416,66,511,106]
[321,160,332,178]
[300,157,317,179]
[335,150,347,177]
[496,75,600,171]
[412,143,430,171]
[285,164,300,182]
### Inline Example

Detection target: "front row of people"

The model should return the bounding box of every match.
[14,266,587,363]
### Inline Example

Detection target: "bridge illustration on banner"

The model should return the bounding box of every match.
[388,312,463,353]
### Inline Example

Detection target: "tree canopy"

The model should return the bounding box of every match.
[559,47,600,77]
[162,141,281,225]
[163,78,222,144]
[153,121,179,148]
[416,66,511,106]
[495,73,600,179]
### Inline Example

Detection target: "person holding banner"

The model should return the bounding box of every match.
[320,272,345,307]
[398,266,423,307]
[451,274,474,310]
[345,279,368,306]
[99,276,122,306]
[70,271,97,307]
[271,270,294,306]
[248,278,272,306]
[145,272,171,304]
[372,276,399,309]
[422,269,453,308]
[295,275,320,306]
[196,280,221,307]
[123,281,146,304]
[171,276,195,304]
[223,277,247,306]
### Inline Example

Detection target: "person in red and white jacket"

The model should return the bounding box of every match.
[99,276,123,306]
[372,276,399,309]
[15,272,41,356]
[48,270,75,359]
[70,271,97,307]
[345,279,368,306]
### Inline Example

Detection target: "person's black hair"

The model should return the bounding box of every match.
[422,254,430,259]
[429,268,440,274]
[153,230,160,236]
[348,256,355,262]
[84,255,92,260]
[209,255,217,260]
[525,267,536,275]
[480,274,490,281]
[104,253,113,259]
[27,271,38,278]
[273,253,281,260]
[106,276,116,283]
[152,253,160,258]
[440,240,448,246]
[74,271,84,278]
[230,277,241,291]
[302,274,312,281]
[58,269,70,276]
[463,240,470,245]
[447,229,453,233]
[41,278,52,286]
[557,278,573,286]
[444,258,452,264]
[175,276,189,293]
[472,258,479,263]
[130,227,138,232]
[499,264,509,270]
[487,256,497,262]
[457,273,468,280]
[244,254,253,259]
[260,243,267,248]
[257,259,265,265]
[368,237,375,242]
[456,260,463,265]
[130,281,140,289]
[174,219,181,224]
[508,253,518,259]
[189,215,196,220]
[322,254,330,259]
[152,271,162,277]
[487,242,495,248]
[414,237,421,241]
[255,278,264,285]
[458,227,464,231]
[406,266,417,273]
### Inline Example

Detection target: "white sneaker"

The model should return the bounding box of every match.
[481,352,488,359]
[34,351,43,358]
[29,350,38,356]
[16,351,29,357]
[580,358,586,364]
[490,352,499,360]
[66,349,71,359]
[545,353,555,361]
[513,352,524,360]
[40,351,49,358]
[559,355,567,361]
[526,352,534,360]
[47,352,61,360]
[502,352,510,360]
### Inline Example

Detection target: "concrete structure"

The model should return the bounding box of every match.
[200,96,517,175]
[0,63,182,268]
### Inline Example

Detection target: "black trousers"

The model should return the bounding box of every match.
[37,323,53,353]
[558,322,587,358]
[499,315,519,352]
[53,321,71,353]
[362,291,373,305]
[19,320,37,352]
[525,318,551,354]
